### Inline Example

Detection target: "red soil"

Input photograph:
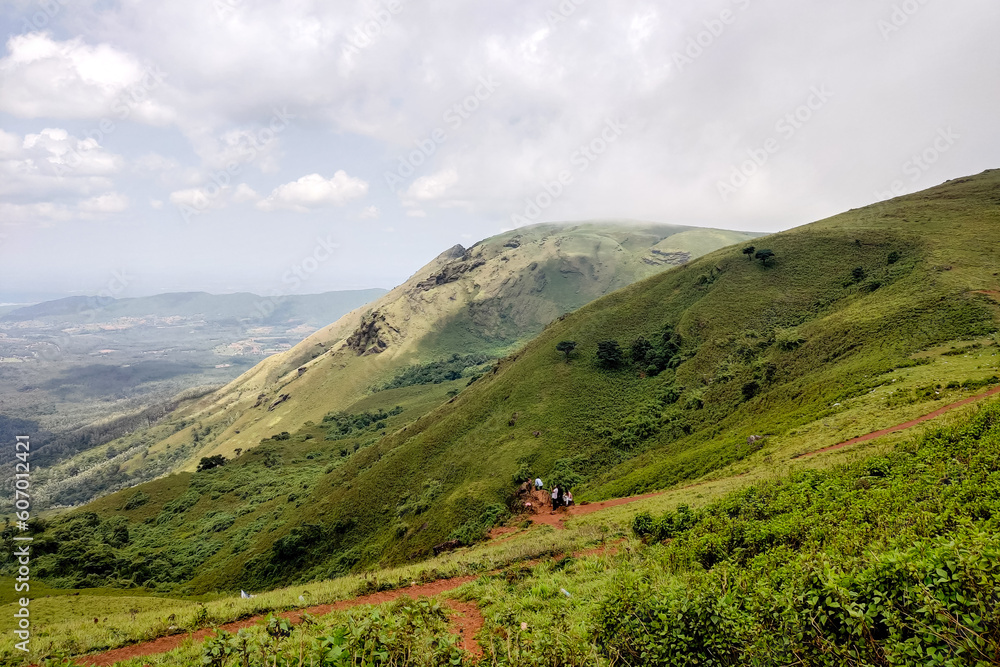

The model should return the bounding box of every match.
[802,384,1000,458]
[72,382,1000,666]
[76,577,477,667]
[446,599,485,659]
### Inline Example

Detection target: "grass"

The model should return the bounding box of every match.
[11,171,1000,601]
[0,514,609,663]
[8,396,1000,666]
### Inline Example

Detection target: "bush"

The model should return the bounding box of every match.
[596,340,624,369]
[197,454,227,472]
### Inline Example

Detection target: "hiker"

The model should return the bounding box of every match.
[535,477,544,491]
[565,490,574,506]
[551,485,560,509]
[556,486,566,508]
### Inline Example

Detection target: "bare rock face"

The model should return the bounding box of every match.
[415,251,486,290]
[345,310,397,355]
[643,249,692,266]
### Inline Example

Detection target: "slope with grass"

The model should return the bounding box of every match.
[5,398,999,666]
[33,221,755,508]
[11,172,1000,599]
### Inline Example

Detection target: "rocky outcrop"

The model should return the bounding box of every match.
[643,250,692,266]
[415,253,487,290]
[345,310,397,356]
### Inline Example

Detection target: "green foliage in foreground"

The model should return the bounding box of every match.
[92,400,1000,667]
[197,601,463,667]
[468,403,1000,666]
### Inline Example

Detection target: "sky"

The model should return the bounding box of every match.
[0,0,997,301]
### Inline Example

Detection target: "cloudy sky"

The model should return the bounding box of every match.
[0,0,997,300]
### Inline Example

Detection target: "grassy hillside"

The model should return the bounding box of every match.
[4,397,999,665]
[10,172,1000,598]
[31,221,755,509]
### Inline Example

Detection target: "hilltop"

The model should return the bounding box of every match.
[14,174,1000,596]
[28,221,756,509]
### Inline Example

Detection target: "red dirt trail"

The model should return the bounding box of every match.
[76,577,476,667]
[802,384,1000,458]
[73,540,627,666]
[71,385,1000,665]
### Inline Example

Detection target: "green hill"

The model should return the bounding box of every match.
[15,173,1000,596]
[29,221,757,509]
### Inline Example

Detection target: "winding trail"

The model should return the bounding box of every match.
[76,577,478,667]
[71,384,1000,665]
[523,384,1000,529]
[801,384,1000,458]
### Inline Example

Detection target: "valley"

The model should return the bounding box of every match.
[2,174,1000,665]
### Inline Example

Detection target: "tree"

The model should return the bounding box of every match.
[630,337,653,364]
[851,266,866,282]
[548,458,582,491]
[196,454,227,472]
[596,340,624,368]
[555,340,577,362]
[742,245,756,260]
[754,249,775,266]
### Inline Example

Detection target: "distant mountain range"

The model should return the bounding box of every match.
[0,289,388,329]
[28,171,1000,594]
[24,220,761,510]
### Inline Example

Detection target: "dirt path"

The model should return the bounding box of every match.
[446,599,485,659]
[76,577,477,667]
[520,385,1000,528]
[523,480,737,530]
[75,385,1000,666]
[802,384,1000,458]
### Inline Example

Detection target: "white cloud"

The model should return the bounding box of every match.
[168,186,228,212]
[359,204,380,219]
[0,201,74,226]
[0,128,124,200]
[22,128,124,176]
[149,199,164,209]
[404,169,459,203]
[0,129,20,158]
[78,192,129,214]
[0,32,173,122]
[232,183,260,203]
[256,171,368,212]
[406,209,427,218]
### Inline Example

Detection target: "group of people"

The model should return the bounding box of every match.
[534,477,573,510]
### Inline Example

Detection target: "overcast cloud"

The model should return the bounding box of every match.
[0,0,997,299]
